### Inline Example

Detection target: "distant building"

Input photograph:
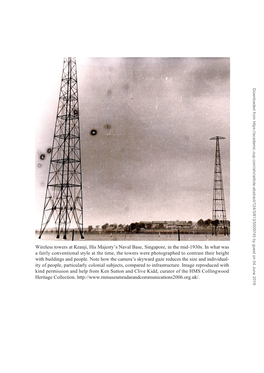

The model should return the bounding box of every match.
[139,221,193,230]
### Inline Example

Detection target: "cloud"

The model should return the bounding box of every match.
[36,57,230,226]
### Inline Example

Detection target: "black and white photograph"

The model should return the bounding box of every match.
[35,57,230,241]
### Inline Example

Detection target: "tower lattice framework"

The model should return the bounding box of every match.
[39,57,84,239]
[210,136,228,236]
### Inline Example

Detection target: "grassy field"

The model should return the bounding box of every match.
[36,232,230,241]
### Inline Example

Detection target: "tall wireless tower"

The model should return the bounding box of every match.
[210,136,228,236]
[39,57,84,240]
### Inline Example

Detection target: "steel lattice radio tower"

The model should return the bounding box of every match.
[210,136,228,236]
[39,57,84,239]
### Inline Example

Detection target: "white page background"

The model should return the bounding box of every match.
[1,2,263,372]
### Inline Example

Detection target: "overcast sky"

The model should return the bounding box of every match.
[35,57,230,228]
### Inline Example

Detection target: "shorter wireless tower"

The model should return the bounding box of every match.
[39,58,84,239]
[210,136,228,236]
